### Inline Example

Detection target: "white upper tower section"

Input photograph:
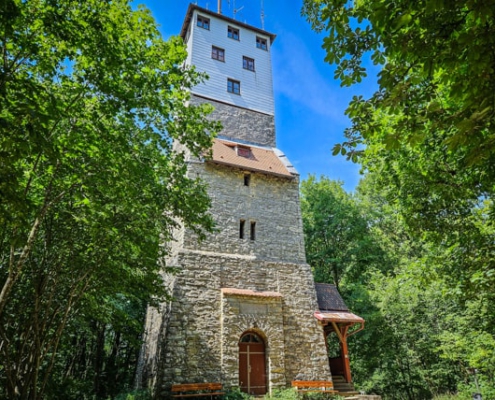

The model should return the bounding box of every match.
[180,4,276,116]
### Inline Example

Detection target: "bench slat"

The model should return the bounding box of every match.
[292,380,334,389]
[291,380,337,395]
[172,383,222,392]
[171,383,224,398]
[172,393,224,398]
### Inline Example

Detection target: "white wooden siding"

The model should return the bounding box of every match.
[185,10,275,115]
[185,24,194,66]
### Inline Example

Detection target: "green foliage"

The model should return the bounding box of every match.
[301,2,495,279]
[301,175,389,289]
[265,389,343,400]
[0,0,220,398]
[114,389,152,400]
[303,0,495,166]
[223,387,253,400]
[301,2,495,396]
[264,388,299,400]
[432,395,469,400]
[301,174,495,399]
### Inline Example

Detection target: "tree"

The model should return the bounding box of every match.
[301,174,494,399]
[301,0,495,301]
[0,1,220,398]
[302,0,495,166]
[301,175,388,289]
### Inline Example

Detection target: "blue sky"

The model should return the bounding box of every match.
[140,0,377,191]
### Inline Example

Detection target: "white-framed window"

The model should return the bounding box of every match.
[228,26,240,40]
[256,36,267,50]
[197,15,210,30]
[227,79,240,95]
[212,46,225,61]
[243,56,255,71]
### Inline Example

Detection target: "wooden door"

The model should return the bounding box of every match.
[239,332,267,395]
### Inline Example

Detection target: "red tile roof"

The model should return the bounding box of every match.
[208,139,294,178]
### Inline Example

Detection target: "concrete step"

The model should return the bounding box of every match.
[336,392,360,398]
[332,375,356,394]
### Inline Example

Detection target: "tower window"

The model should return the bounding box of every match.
[244,174,251,186]
[243,56,255,71]
[239,219,245,239]
[256,36,267,50]
[228,26,240,40]
[227,79,240,95]
[212,46,225,61]
[250,221,256,241]
[197,15,210,30]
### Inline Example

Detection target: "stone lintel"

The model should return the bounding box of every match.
[221,288,282,299]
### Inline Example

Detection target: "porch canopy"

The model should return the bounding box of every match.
[313,283,365,384]
[313,283,364,331]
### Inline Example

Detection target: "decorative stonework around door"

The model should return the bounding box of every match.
[239,332,267,395]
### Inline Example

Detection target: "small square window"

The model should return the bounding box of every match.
[212,46,225,61]
[197,15,210,30]
[256,36,267,50]
[243,56,255,71]
[228,26,240,40]
[227,79,240,95]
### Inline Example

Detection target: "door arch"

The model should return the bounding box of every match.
[238,332,267,395]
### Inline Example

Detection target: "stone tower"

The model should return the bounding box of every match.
[141,4,332,397]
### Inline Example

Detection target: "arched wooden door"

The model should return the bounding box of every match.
[239,332,267,395]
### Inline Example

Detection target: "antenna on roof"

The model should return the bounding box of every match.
[217,0,221,13]
[260,0,265,30]
[233,4,244,19]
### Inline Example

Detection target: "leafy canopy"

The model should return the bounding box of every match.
[0,0,220,398]
[302,0,495,166]
[302,0,495,296]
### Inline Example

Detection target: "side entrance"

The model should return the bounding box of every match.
[238,332,267,395]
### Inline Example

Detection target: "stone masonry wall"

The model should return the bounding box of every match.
[182,161,307,264]
[190,95,276,147]
[143,107,331,397]
[153,251,331,397]
[221,292,285,389]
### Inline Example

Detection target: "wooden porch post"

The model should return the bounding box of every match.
[340,325,352,383]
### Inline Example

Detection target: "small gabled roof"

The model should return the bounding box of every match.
[314,283,365,325]
[207,138,294,179]
[180,3,277,44]
[315,283,349,312]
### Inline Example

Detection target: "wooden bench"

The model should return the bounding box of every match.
[292,380,338,396]
[171,383,224,399]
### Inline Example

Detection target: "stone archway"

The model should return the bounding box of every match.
[239,331,267,395]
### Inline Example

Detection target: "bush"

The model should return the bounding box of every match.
[265,388,343,400]
[223,387,253,400]
[113,389,152,400]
